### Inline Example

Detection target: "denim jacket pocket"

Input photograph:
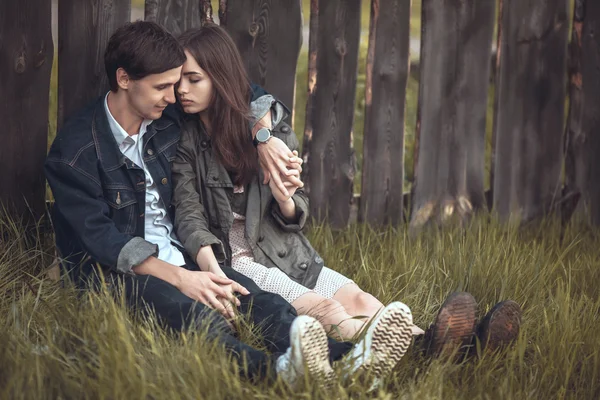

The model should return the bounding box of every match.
[103,187,138,234]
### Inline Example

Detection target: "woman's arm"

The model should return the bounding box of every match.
[171,125,226,267]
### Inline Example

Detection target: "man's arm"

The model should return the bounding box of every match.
[45,159,157,274]
[250,95,304,196]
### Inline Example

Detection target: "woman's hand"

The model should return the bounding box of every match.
[257,137,304,196]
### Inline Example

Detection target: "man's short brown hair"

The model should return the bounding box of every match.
[104,21,186,91]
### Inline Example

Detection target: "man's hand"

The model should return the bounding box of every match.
[257,137,304,197]
[177,270,248,319]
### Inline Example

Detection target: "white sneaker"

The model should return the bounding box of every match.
[345,301,414,391]
[276,315,336,389]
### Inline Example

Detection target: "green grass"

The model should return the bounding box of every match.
[2,212,600,399]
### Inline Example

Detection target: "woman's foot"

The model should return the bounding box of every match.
[344,301,414,391]
[276,315,336,390]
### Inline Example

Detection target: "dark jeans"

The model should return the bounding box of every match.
[68,262,354,381]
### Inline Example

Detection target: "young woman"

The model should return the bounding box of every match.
[170,24,422,340]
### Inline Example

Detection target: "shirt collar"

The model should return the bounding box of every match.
[104,92,153,146]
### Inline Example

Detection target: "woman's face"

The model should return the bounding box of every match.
[177,50,214,115]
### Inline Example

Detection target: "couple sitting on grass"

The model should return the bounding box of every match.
[45,21,521,390]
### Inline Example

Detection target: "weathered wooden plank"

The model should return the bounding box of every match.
[359,0,411,226]
[308,0,361,228]
[220,0,302,121]
[411,0,495,228]
[301,0,319,190]
[0,0,53,219]
[565,0,600,224]
[58,0,130,129]
[145,0,201,36]
[493,0,569,222]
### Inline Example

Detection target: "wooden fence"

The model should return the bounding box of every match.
[2,0,599,229]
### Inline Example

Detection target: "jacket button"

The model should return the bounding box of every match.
[281,125,290,133]
[299,262,308,270]
[258,235,264,242]
[212,176,219,181]
[161,178,168,185]
[147,149,154,156]
[315,256,323,264]
[201,140,208,148]
[278,250,287,258]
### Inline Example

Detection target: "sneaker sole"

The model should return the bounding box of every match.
[357,303,413,381]
[477,300,522,352]
[426,292,477,357]
[296,317,336,390]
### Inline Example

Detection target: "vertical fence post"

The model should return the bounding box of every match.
[411,0,495,230]
[145,0,201,36]
[58,0,131,130]
[493,0,569,222]
[308,0,361,228]
[359,0,411,226]
[0,0,53,220]
[564,0,600,224]
[220,0,303,123]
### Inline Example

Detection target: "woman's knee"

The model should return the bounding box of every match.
[349,291,383,315]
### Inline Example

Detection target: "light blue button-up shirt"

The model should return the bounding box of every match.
[104,93,185,267]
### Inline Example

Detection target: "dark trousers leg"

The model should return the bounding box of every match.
[221,267,354,363]
[79,269,278,381]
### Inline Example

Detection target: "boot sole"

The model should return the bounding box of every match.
[426,292,477,357]
[477,300,522,352]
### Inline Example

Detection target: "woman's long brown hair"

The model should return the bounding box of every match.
[178,24,258,186]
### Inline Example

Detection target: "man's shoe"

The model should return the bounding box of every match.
[276,315,336,390]
[475,300,522,353]
[424,292,477,357]
[345,301,413,391]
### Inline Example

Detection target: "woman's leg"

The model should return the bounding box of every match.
[332,283,384,319]
[292,291,367,340]
[333,283,425,336]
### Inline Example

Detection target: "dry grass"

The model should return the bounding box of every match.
[1,210,599,399]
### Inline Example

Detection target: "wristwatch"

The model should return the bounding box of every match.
[253,127,272,147]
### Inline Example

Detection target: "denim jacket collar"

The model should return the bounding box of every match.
[91,96,180,170]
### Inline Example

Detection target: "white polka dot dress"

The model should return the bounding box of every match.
[228,187,354,304]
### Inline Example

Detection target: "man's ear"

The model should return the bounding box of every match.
[116,68,130,90]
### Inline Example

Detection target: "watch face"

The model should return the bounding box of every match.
[257,127,271,142]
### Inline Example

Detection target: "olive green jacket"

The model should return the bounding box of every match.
[171,105,324,289]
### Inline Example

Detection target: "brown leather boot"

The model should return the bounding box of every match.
[423,292,478,357]
[475,300,522,353]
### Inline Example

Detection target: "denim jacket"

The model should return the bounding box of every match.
[45,96,181,280]
[46,85,271,282]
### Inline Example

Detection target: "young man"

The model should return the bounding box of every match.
[45,21,417,388]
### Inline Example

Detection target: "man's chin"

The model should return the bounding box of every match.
[147,110,164,120]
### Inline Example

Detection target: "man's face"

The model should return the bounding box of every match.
[125,66,182,121]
